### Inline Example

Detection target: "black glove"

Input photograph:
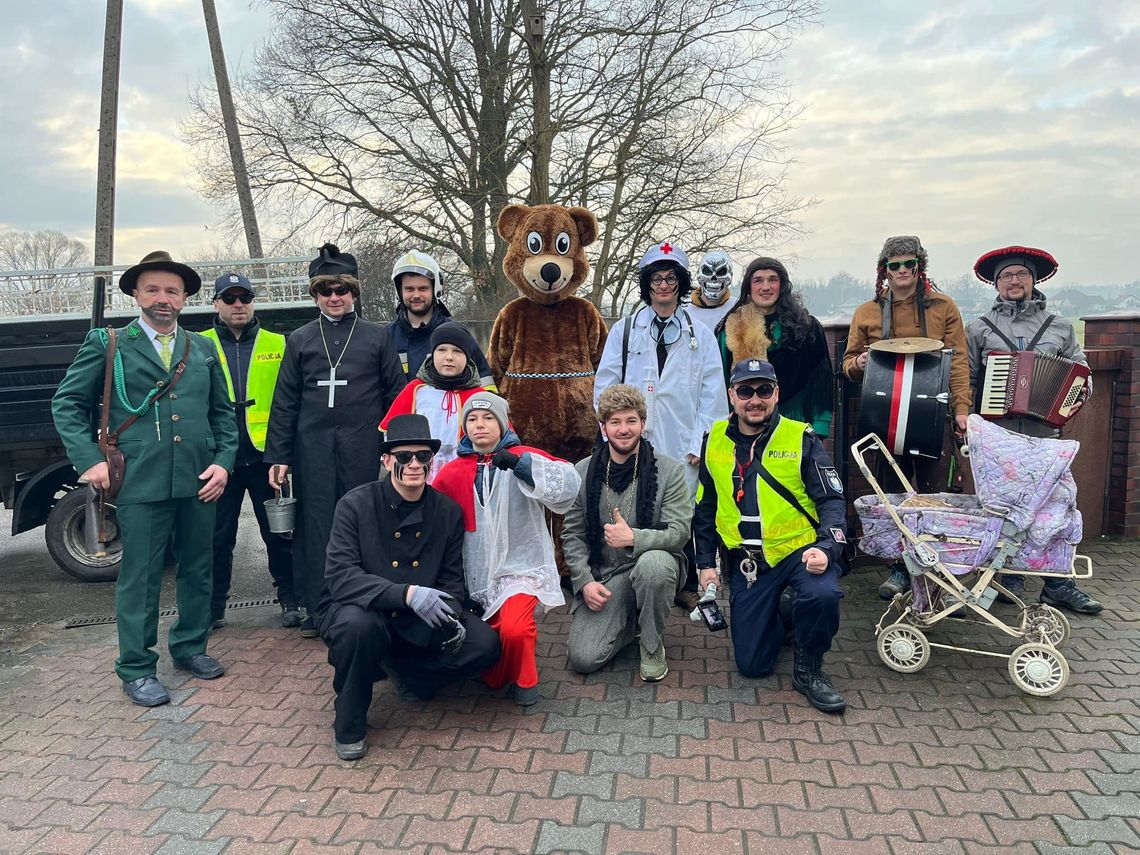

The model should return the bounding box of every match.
[439,613,467,654]
[491,449,520,470]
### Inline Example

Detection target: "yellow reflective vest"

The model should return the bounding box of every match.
[200,327,285,452]
[700,416,818,567]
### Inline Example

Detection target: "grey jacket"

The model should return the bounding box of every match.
[561,450,693,595]
[966,291,1089,437]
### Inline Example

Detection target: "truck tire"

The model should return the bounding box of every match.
[44,488,122,582]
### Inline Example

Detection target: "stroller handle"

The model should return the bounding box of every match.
[850,432,928,555]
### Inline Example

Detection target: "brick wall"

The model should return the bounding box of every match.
[1083,311,1140,537]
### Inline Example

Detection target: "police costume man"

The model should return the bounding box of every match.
[320,414,501,761]
[200,272,298,629]
[385,250,495,388]
[52,251,238,706]
[693,358,848,713]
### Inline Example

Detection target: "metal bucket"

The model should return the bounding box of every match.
[264,484,296,534]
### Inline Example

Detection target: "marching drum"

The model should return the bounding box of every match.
[858,342,952,459]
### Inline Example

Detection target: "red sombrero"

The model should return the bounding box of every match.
[974,245,1058,284]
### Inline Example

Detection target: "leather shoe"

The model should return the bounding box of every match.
[173,654,225,680]
[674,590,700,611]
[335,738,368,761]
[122,675,170,707]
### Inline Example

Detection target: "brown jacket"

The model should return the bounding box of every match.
[842,290,971,416]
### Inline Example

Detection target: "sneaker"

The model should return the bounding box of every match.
[877,565,910,600]
[299,615,319,638]
[280,602,303,628]
[995,574,1026,605]
[512,684,541,707]
[1041,580,1103,615]
[334,738,368,761]
[639,642,668,682]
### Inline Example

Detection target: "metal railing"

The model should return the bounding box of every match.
[0,256,314,318]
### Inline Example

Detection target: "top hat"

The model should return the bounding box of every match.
[118,250,202,296]
[379,413,442,455]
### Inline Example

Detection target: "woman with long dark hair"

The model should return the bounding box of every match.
[715,257,834,437]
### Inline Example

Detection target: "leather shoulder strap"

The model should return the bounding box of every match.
[98,327,117,455]
[1026,314,1056,351]
[108,331,194,442]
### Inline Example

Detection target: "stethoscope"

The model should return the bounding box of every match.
[636,304,698,351]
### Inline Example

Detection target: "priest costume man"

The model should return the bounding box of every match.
[265,244,407,636]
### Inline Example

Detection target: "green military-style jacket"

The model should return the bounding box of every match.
[52,319,239,505]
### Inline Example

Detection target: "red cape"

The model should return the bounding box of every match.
[433,445,565,531]
[379,379,487,431]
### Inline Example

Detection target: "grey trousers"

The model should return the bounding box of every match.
[567,549,682,674]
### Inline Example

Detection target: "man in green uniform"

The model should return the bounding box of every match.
[52,251,239,707]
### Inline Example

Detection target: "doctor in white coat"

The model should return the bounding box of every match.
[594,241,726,498]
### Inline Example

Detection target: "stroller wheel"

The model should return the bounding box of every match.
[1008,643,1069,697]
[1026,605,1071,647]
[877,623,931,673]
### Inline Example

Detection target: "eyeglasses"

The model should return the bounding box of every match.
[649,273,679,287]
[997,270,1033,283]
[218,293,253,305]
[317,284,352,297]
[885,259,919,272]
[734,383,776,400]
[391,450,434,465]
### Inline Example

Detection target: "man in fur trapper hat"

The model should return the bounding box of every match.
[715,256,834,437]
[843,235,971,601]
[966,245,1100,615]
[263,243,407,637]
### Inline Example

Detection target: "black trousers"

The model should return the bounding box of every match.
[727,545,845,678]
[211,461,295,616]
[321,603,501,742]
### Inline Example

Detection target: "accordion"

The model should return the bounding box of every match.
[978,351,1090,427]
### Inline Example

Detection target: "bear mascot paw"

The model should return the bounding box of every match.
[489,204,608,465]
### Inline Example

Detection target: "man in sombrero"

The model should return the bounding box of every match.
[52,251,239,706]
[966,245,1101,615]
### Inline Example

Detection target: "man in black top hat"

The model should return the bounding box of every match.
[264,244,407,636]
[320,413,501,761]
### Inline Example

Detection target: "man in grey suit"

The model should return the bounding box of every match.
[562,384,693,682]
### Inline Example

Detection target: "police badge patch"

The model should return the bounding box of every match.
[818,465,843,494]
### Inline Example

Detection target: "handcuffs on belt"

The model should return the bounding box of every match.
[737,547,766,589]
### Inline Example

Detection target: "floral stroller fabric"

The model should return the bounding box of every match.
[852,415,1092,696]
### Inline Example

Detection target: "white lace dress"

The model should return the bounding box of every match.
[463,453,580,619]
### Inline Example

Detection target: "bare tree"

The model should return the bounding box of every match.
[0,230,90,272]
[185,0,817,313]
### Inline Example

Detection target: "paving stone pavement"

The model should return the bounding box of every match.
[0,541,1137,854]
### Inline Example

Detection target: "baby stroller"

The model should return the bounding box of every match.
[852,414,1092,697]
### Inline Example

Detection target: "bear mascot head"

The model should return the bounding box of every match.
[488,203,608,467]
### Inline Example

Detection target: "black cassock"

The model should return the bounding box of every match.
[317,480,501,742]
[264,312,406,619]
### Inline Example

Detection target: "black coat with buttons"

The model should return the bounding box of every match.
[320,478,471,644]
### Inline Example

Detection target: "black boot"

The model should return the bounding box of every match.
[792,647,846,713]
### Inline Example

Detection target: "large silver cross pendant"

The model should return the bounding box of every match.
[317,365,347,407]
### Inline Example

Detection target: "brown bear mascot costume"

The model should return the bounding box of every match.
[489,204,607,464]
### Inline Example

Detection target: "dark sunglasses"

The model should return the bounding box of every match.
[885,259,919,272]
[391,450,434,465]
[317,284,353,297]
[734,383,776,400]
[218,292,253,305]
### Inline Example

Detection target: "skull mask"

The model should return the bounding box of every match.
[697,250,733,303]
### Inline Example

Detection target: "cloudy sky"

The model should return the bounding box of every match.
[3,0,1138,286]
